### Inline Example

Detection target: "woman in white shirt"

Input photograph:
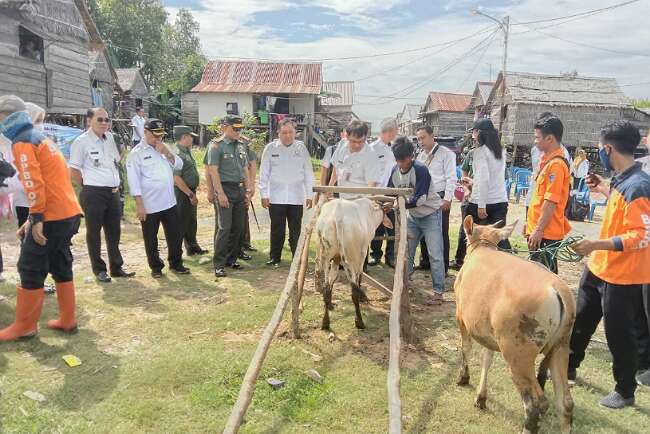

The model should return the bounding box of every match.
[465,118,512,250]
[571,148,590,189]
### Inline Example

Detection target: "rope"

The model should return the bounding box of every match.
[500,235,585,270]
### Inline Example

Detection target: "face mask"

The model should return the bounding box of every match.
[34,123,44,132]
[598,147,612,172]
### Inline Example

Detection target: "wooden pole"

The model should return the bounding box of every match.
[312,186,412,196]
[387,196,408,434]
[222,207,318,434]
[361,272,392,297]
[292,201,323,338]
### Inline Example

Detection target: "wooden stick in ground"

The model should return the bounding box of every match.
[361,272,392,297]
[292,201,323,338]
[387,196,408,434]
[222,207,317,434]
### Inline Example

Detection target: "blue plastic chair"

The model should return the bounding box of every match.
[574,178,590,206]
[506,167,524,198]
[514,169,532,203]
[588,197,607,221]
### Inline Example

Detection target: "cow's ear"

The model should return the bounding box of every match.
[382,214,394,229]
[463,215,474,236]
[498,220,518,240]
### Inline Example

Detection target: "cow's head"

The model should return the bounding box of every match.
[463,215,517,247]
[367,196,395,229]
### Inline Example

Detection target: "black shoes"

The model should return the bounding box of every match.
[266,259,281,266]
[243,245,257,252]
[111,269,136,278]
[449,260,463,271]
[188,248,208,256]
[151,270,163,279]
[238,252,252,261]
[226,261,242,269]
[171,266,191,275]
[96,271,112,283]
[215,268,227,278]
[385,258,396,268]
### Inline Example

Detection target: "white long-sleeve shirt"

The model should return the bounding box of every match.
[131,115,145,143]
[126,141,182,214]
[471,145,507,208]
[0,135,28,207]
[258,139,315,205]
[369,138,396,187]
[416,144,457,201]
[572,159,589,179]
[331,142,380,199]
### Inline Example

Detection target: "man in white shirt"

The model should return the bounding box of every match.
[329,120,379,198]
[368,118,397,267]
[258,118,315,266]
[126,119,189,278]
[131,107,146,148]
[415,125,457,273]
[70,108,134,282]
[314,131,346,205]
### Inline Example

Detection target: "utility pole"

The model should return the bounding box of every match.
[472,10,511,159]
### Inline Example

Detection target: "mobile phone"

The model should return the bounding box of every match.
[586,172,600,186]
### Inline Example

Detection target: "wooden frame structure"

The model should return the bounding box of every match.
[223,186,414,434]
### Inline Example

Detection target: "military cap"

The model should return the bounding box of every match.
[173,125,198,139]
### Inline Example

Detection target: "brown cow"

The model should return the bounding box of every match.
[454,216,576,434]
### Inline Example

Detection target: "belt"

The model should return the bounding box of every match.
[222,181,246,187]
[83,185,120,193]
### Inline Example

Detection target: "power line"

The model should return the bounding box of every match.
[204,25,497,64]
[511,0,642,26]
[351,25,499,82]
[456,30,499,92]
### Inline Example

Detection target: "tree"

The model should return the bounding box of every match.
[632,99,650,109]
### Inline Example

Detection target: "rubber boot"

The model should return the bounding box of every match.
[0,287,45,341]
[47,281,77,333]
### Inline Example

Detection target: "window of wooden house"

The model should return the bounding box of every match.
[19,26,44,62]
[226,102,239,115]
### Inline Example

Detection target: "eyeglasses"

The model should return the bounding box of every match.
[96,117,111,123]
[232,126,243,132]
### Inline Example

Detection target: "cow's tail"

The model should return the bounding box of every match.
[537,281,577,389]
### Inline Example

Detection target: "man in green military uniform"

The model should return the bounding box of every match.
[206,116,253,278]
[173,125,207,256]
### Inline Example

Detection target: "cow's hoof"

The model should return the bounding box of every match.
[456,374,470,386]
[355,321,366,330]
[326,302,335,311]
[475,396,487,410]
[321,323,330,331]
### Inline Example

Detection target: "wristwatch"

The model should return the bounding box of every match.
[188,192,195,199]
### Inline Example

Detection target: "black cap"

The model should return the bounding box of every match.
[145,119,166,136]
[473,118,495,131]
[221,115,244,128]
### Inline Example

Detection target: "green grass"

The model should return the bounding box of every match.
[0,175,648,433]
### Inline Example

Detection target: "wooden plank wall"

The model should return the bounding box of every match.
[47,43,91,114]
[181,92,199,125]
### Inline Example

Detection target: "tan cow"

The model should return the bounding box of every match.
[454,216,576,434]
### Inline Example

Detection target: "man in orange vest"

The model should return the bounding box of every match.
[0,95,82,341]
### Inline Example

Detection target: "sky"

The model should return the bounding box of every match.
[163,0,650,127]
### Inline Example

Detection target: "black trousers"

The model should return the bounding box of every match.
[454,202,470,264]
[569,269,644,398]
[529,238,560,274]
[466,202,512,250]
[16,206,29,227]
[213,183,246,268]
[370,210,395,261]
[269,204,303,261]
[140,205,183,272]
[635,284,650,371]
[175,188,202,254]
[18,215,80,289]
[79,186,124,275]
[420,192,450,270]
[240,209,252,249]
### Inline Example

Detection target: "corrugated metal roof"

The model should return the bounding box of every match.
[321,81,354,106]
[192,60,322,94]
[426,92,472,113]
[491,72,630,107]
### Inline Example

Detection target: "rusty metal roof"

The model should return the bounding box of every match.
[192,60,322,94]
[321,81,354,106]
[425,92,472,113]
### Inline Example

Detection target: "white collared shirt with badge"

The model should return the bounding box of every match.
[369,138,396,187]
[416,144,457,201]
[69,130,121,187]
[258,139,315,205]
[131,115,145,142]
[331,142,380,199]
[126,142,183,214]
